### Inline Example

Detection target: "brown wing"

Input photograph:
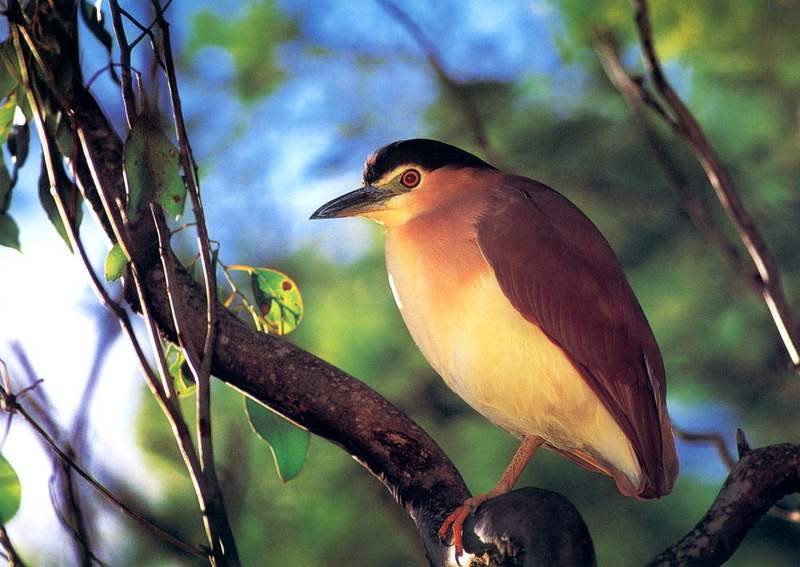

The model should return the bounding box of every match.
[476,175,678,498]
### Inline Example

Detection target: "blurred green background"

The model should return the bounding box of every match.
[2,0,800,565]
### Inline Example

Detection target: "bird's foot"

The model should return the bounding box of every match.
[438,493,492,559]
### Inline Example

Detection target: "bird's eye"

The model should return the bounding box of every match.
[400,169,421,188]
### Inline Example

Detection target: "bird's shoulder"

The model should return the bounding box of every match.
[475,173,660,377]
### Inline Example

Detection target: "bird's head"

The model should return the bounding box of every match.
[310,139,497,227]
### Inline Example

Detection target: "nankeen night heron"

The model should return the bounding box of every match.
[311,139,679,556]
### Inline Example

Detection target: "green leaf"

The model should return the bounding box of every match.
[0,454,21,523]
[54,112,74,159]
[0,90,17,145]
[165,342,196,397]
[104,242,129,281]
[37,155,83,252]
[250,268,303,335]
[79,1,119,84]
[162,172,187,220]
[189,2,299,102]
[245,397,309,482]
[0,159,10,214]
[0,49,17,101]
[0,41,21,85]
[0,213,20,251]
[123,121,183,221]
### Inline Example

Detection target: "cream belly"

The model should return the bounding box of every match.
[385,231,642,489]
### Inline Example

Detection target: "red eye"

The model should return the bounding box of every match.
[400,169,421,188]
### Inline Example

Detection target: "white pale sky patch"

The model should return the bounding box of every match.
[0,219,164,562]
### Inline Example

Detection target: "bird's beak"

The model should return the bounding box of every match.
[310,185,399,219]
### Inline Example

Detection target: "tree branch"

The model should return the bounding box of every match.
[10,5,238,561]
[0,523,25,567]
[594,32,752,286]
[150,0,223,534]
[0,359,207,560]
[648,443,800,566]
[630,0,800,372]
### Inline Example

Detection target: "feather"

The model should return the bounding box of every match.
[476,175,679,498]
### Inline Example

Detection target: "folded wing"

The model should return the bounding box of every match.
[476,175,678,497]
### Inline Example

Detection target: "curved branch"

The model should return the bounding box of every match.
[649,443,800,566]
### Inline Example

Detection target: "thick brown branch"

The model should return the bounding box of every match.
[649,443,800,566]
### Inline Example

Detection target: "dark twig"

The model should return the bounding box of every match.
[147,3,241,561]
[48,470,106,567]
[736,428,752,458]
[121,0,173,53]
[60,309,119,566]
[85,62,143,91]
[673,425,737,471]
[151,0,221,501]
[673,425,799,525]
[108,0,138,126]
[142,0,237,560]
[0,523,24,567]
[631,0,800,372]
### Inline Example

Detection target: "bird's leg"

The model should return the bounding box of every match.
[439,435,544,557]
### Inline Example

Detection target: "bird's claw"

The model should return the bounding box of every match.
[438,495,488,559]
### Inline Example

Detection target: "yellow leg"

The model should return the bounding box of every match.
[439,435,544,557]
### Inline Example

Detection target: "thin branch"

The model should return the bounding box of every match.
[594,32,751,285]
[151,0,220,491]
[107,0,137,126]
[47,470,107,567]
[149,4,240,560]
[673,425,799,524]
[673,425,737,470]
[84,3,236,557]
[121,1,173,53]
[10,20,223,562]
[631,0,800,372]
[60,309,120,566]
[0,363,207,561]
[0,523,25,567]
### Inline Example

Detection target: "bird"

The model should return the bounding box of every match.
[310,139,679,557]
